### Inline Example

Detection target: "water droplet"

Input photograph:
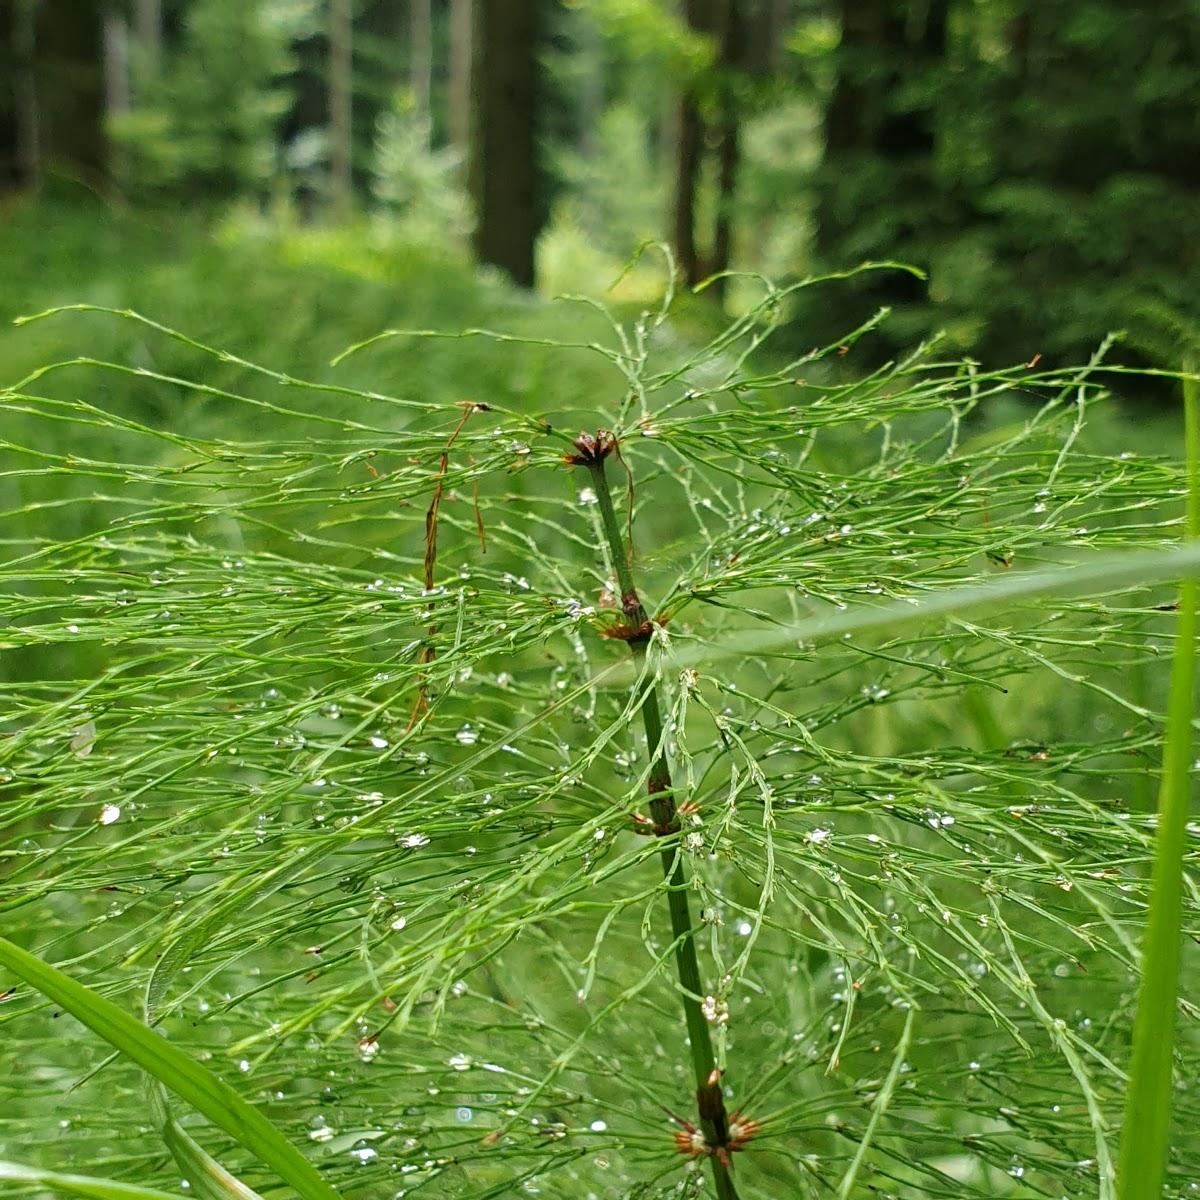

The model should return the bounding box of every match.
[807,827,832,846]
[589,1119,607,1133]
[369,735,389,749]
[70,721,96,757]
[578,487,598,506]
[448,1052,473,1071]
[98,804,121,826]
[400,833,430,849]
[349,1143,378,1165]
[456,726,479,746]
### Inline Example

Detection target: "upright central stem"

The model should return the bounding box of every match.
[586,453,739,1200]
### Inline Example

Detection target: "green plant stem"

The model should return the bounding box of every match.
[587,455,740,1200]
[1117,370,1200,1200]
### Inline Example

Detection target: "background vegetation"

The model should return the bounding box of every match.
[1,3,1198,1200]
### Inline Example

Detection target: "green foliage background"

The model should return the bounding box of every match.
[1,209,1198,1198]
[2,0,1199,1193]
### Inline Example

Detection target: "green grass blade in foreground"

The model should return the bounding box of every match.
[0,1161,184,1200]
[151,1085,266,1200]
[0,939,341,1200]
[1117,371,1200,1200]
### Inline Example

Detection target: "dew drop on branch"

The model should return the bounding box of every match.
[70,721,96,757]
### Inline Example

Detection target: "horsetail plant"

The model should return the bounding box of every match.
[567,428,752,1199]
[2,276,1199,1199]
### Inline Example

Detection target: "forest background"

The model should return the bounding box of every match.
[2,5,1200,1200]
[2,0,1197,371]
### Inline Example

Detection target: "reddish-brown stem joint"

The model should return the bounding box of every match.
[564,429,617,466]
[632,811,680,837]
[632,797,697,837]
[600,617,655,644]
[671,1095,762,1168]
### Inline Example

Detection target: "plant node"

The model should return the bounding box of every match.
[564,428,617,466]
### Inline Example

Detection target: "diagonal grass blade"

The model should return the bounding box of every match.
[0,1161,184,1200]
[0,939,342,1200]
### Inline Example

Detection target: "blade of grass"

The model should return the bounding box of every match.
[151,1085,266,1200]
[0,939,341,1200]
[0,1161,183,1200]
[1117,368,1200,1199]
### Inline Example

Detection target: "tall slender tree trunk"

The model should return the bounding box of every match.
[102,5,130,192]
[815,0,883,257]
[1,0,21,189]
[35,0,106,188]
[103,10,130,117]
[672,88,704,286]
[769,0,790,68]
[13,0,36,188]
[672,0,718,288]
[448,0,473,154]
[813,0,951,328]
[709,0,743,298]
[134,0,161,80]
[328,0,353,220]
[470,0,540,288]
[409,0,432,144]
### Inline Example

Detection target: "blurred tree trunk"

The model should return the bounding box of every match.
[103,10,130,117]
[671,0,713,287]
[876,0,947,300]
[816,0,949,300]
[34,0,106,189]
[135,0,162,79]
[768,0,790,68]
[329,0,353,219]
[448,0,472,153]
[410,0,432,143]
[709,0,744,297]
[1,0,23,189]
[815,0,883,255]
[13,0,36,187]
[741,0,787,74]
[470,0,541,287]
